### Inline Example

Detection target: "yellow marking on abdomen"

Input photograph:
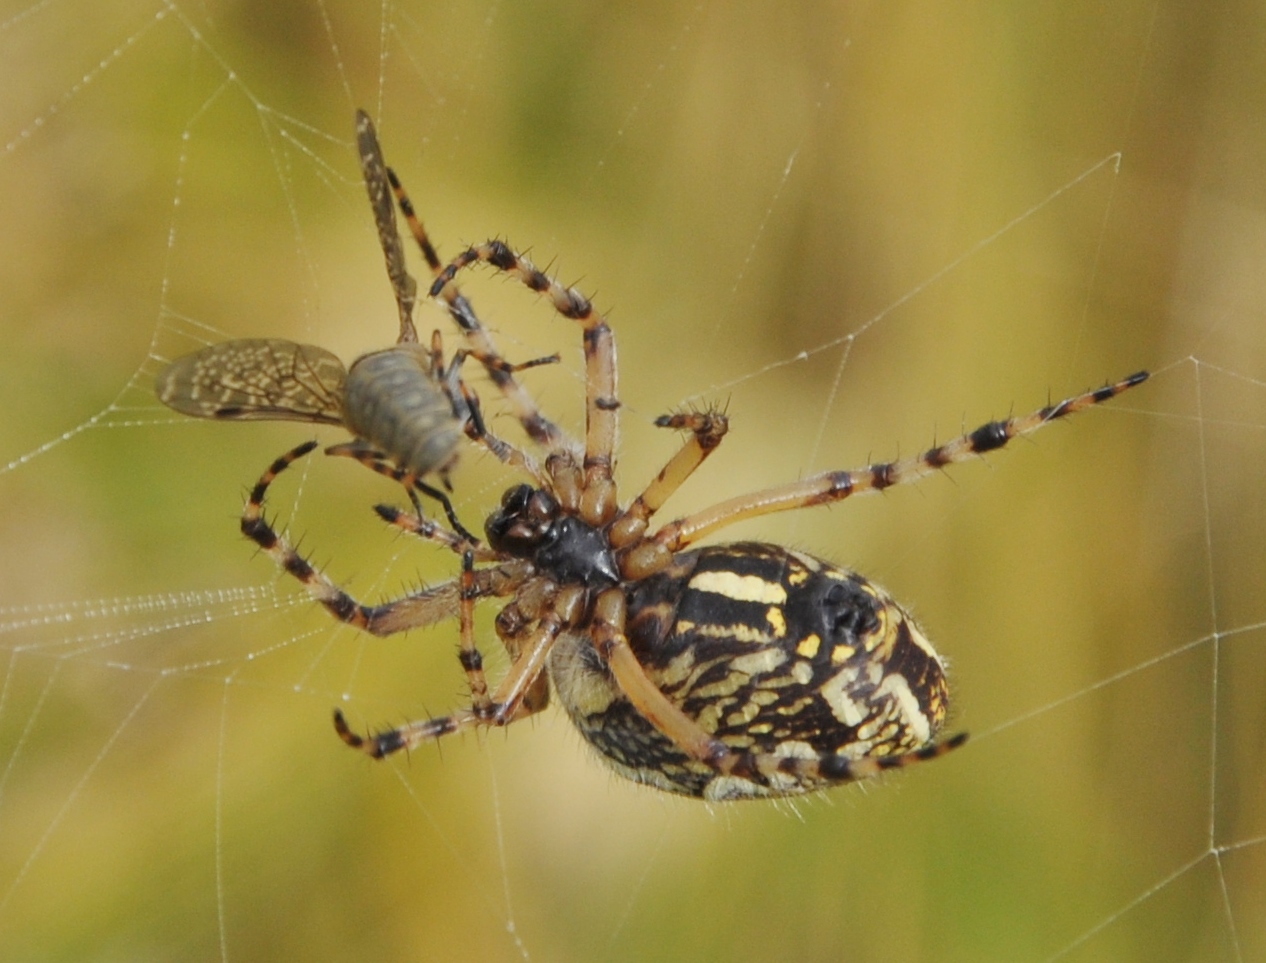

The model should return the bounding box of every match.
[796,634,821,659]
[766,606,786,637]
[689,570,787,606]
[729,648,787,676]
[877,672,933,743]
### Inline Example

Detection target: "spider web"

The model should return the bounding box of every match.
[1,2,1263,961]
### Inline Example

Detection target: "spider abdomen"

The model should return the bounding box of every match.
[549,542,949,800]
[342,345,463,479]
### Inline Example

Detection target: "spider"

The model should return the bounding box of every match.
[241,116,1149,801]
[155,111,556,542]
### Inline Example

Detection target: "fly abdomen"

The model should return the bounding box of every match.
[342,345,462,479]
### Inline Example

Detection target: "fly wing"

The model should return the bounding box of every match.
[156,339,348,425]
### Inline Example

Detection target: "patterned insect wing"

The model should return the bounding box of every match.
[156,338,348,425]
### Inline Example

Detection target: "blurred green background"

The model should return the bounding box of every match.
[1,2,1264,961]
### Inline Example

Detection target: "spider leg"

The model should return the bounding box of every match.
[241,442,465,636]
[609,406,730,551]
[456,380,543,480]
[653,371,1149,552]
[456,550,492,715]
[428,329,548,483]
[488,575,556,716]
[743,732,970,790]
[334,583,583,757]
[386,164,572,453]
[323,439,480,544]
[452,346,562,379]
[430,241,619,526]
[372,504,502,563]
[588,588,967,797]
[360,109,571,466]
[412,477,479,544]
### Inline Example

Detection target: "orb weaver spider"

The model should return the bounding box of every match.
[238,112,1148,801]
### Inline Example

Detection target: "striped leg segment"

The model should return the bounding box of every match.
[715,732,970,797]
[457,550,492,715]
[241,442,535,638]
[654,371,1149,551]
[372,504,502,563]
[332,586,579,757]
[242,442,463,636]
[386,165,571,454]
[429,331,550,483]
[610,407,731,550]
[323,440,479,544]
[430,241,620,526]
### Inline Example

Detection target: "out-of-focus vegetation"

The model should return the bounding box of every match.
[1,2,1263,961]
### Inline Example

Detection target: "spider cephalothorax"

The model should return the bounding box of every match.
[485,484,620,588]
[224,109,1148,800]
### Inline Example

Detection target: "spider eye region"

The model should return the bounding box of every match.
[485,484,558,552]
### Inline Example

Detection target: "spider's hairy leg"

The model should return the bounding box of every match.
[430,241,619,526]
[373,503,502,562]
[334,706,471,757]
[456,550,492,715]
[334,585,585,757]
[333,698,546,757]
[429,332,547,484]
[384,160,570,453]
[654,371,1149,552]
[739,731,971,790]
[385,168,445,275]
[241,442,463,636]
[457,403,545,481]
[323,440,479,544]
[491,580,554,719]
[589,588,732,764]
[442,334,564,460]
[610,407,730,554]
